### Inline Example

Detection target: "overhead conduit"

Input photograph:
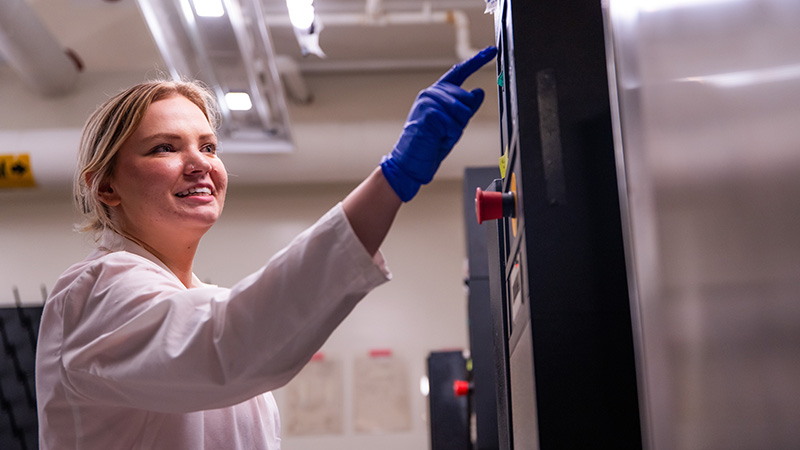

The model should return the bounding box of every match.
[319,0,481,61]
[265,0,482,66]
[0,0,82,96]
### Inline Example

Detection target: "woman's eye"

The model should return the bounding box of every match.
[151,144,173,154]
[202,144,217,154]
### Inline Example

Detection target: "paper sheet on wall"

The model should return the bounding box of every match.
[283,359,344,436]
[353,354,412,433]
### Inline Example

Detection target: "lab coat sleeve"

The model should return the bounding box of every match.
[57,204,390,413]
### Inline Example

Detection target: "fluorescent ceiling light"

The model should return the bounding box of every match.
[286,0,315,30]
[192,0,224,17]
[225,92,253,111]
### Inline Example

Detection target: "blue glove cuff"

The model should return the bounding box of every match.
[380,155,421,202]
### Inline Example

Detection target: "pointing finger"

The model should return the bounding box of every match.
[438,46,498,86]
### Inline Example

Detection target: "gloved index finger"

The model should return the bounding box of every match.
[438,46,498,86]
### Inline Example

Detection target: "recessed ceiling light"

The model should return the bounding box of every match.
[286,0,315,30]
[225,92,253,111]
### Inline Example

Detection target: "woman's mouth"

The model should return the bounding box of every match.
[175,187,212,197]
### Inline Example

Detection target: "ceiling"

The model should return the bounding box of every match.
[0,0,500,191]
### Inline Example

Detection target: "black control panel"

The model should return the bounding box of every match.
[481,0,644,448]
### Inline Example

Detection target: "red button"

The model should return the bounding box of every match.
[453,380,471,397]
[475,187,516,224]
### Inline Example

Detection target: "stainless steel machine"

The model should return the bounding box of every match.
[471,0,800,449]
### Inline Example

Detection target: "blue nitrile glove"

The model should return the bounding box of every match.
[381,46,498,202]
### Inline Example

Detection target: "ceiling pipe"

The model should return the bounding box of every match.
[265,0,481,61]
[0,0,82,96]
[449,9,478,61]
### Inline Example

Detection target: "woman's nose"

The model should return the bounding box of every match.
[184,150,212,174]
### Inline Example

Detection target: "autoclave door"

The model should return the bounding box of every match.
[604,1,800,449]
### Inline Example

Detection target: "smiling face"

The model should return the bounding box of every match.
[98,94,228,245]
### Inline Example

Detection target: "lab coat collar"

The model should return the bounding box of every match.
[95,229,210,289]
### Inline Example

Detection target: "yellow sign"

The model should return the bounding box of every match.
[0,154,36,188]
[499,147,508,179]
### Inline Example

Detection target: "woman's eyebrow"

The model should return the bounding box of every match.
[140,132,181,143]
[140,132,217,143]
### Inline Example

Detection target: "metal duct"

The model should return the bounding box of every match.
[0,0,81,96]
[263,0,481,62]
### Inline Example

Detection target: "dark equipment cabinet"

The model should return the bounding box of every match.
[1,305,43,450]
[481,0,644,448]
[463,167,504,450]
[427,350,470,450]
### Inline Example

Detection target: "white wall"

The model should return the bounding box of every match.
[0,178,473,450]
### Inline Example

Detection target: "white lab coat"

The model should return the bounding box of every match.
[36,204,391,449]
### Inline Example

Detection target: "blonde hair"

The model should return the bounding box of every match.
[74,79,220,238]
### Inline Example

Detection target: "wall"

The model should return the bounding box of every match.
[0,178,473,449]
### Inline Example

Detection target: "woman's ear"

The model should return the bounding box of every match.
[92,173,121,207]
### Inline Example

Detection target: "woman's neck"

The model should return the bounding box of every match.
[119,227,200,288]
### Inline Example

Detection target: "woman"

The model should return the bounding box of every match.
[35,46,497,449]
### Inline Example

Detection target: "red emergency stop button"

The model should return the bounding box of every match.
[475,187,516,224]
[453,380,471,397]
